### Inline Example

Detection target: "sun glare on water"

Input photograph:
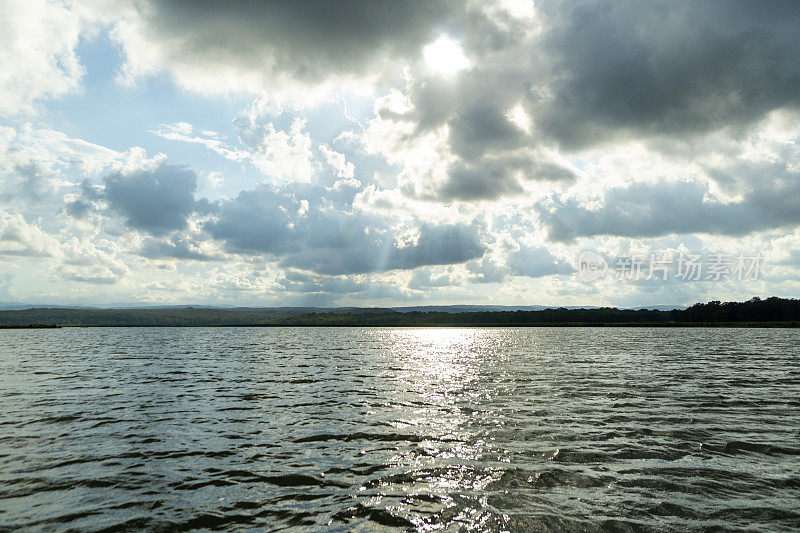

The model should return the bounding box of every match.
[423,35,471,75]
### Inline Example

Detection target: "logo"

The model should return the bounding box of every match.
[577,250,608,283]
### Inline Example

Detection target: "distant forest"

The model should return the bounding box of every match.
[1,297,798,328]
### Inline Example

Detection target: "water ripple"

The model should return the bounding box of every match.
[0,326,798,531]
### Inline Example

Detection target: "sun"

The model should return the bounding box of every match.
[423,35,471,75]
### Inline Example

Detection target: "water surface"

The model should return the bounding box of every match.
[1,327,798,531]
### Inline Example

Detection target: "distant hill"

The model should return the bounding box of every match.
[391,305,553,313]
[0,297,795,327]
[0,302,683,313]
[392,305,683,313]
[625,305,683,311]
[0,302,98,311]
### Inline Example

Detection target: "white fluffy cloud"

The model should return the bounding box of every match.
[0,212,60,257]
[0,0,86,115]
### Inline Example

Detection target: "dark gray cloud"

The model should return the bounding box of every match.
[67,167,487,274]
[533,0,800,148]
[205,185,485,275]
[204,186,300,255]
[104,163,198,235]
[375,0,800,201]
[447,98,528,159]
[132,1,800,206]
[384,69,575,201]
[277,222,484,275]
[538,169,800,241]
[136,0,459,83]
[439,153,575,201]
[401,1,800,149]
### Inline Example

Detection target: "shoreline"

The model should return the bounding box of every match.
[2,322,799,329]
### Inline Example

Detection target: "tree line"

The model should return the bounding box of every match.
[0,297,798,327]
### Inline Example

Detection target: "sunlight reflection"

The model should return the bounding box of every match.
[368,328,512,531]
[390,328,482,411]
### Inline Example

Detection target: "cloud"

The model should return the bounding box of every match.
[408,268,458,290]
[152,117,319,183]
[507,245,574,278]
[277,269,368,295]
[533,1,800,148]
[55,236,129,284]
[276,268,408,305]
[103,162,199,235]
[0,212,60,257]
[0,125,124,214]
[466,256,507,284]
[205,185,485,274]
[154,115,359,185]
[389,224,485,270]
[358,0,800,202]
[10,162,61,201]
[234,117,315,182]
[112,0,460,94]
[283,222,485,275]
[0,0,85,115]
[538,170,800,242]
[0,272,13,300]
[63,181,105,220]
[396,0,800,150]
[139,235,223,262]
[439,153,575,201]
[151,122,247,163]
[319,145,355,179]
[3,1,800,306]
[204,186,301,255]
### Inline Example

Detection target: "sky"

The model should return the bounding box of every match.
[0,0,799,308]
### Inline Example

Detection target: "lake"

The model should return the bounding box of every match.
[0,327,798,531]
